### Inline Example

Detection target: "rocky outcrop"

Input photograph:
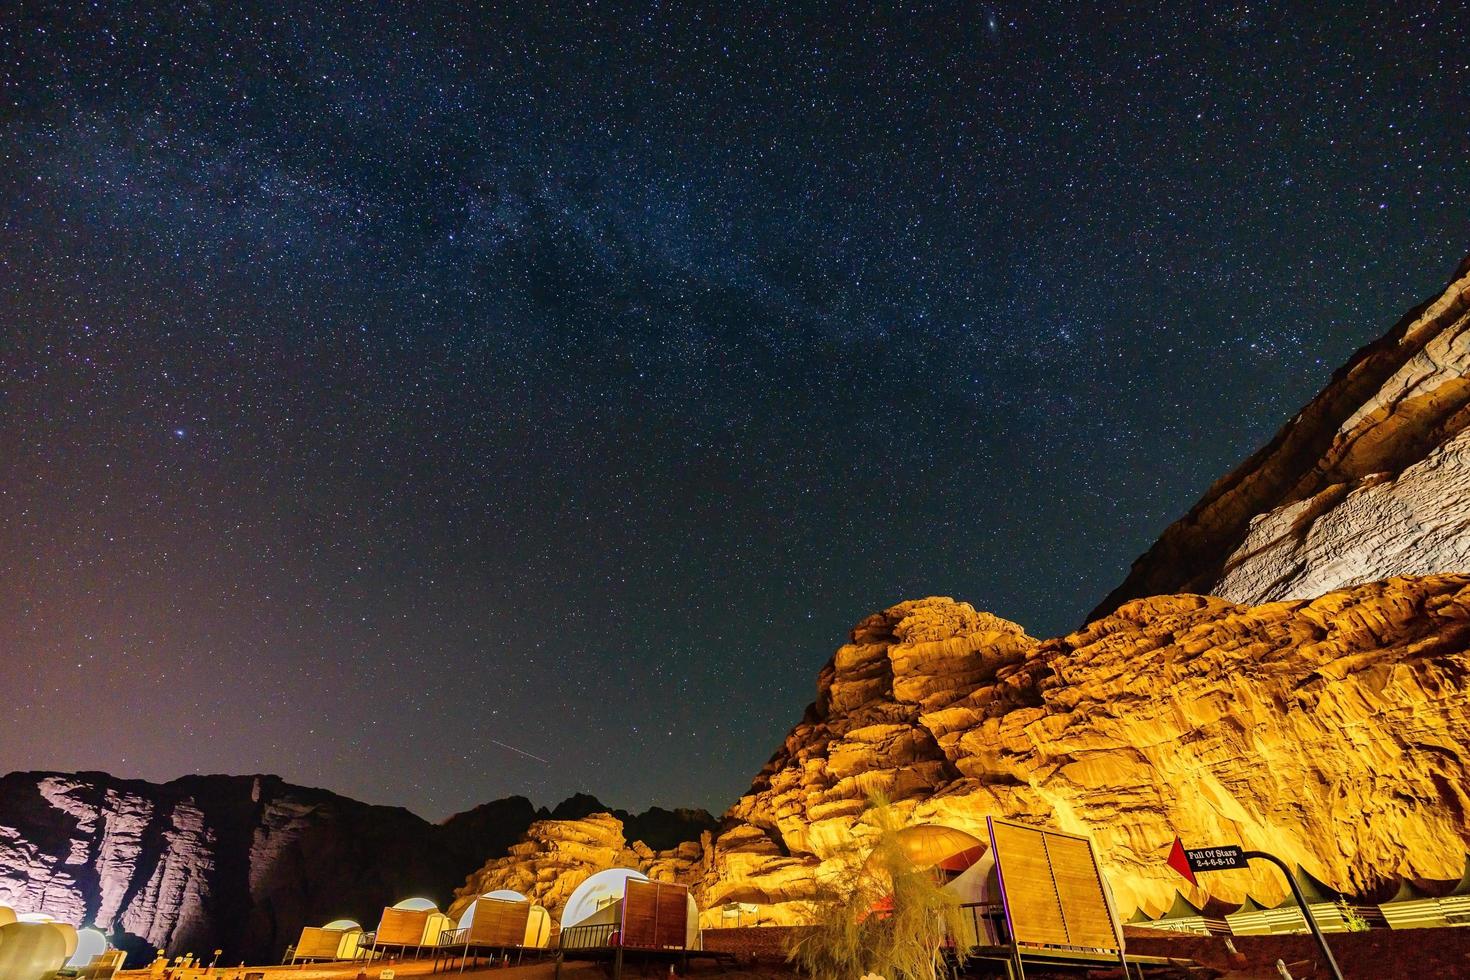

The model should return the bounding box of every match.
[1093,254,1470,617]
[0,773,539,965]
[541,794,717,852]
[699,583,1470,921]
[446,812,710,926]
[0,773,716,965]
[398,581,1470,928]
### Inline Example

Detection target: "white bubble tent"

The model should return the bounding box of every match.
[288,917,365,964]
[0,903,121,980]
[558,868,701,952]
[429,889,552,971]
[455,890,551,947]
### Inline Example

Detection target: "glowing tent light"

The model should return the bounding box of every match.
[525,905,553,948]
[559,869,648,930]
[422,912,454,946]
[0,921,69,980]
[67,928,108,968]
[322,919,361,931]
[47,922,79,959]
[0,906,15,928]
[391,897,438,912]
[15,913,56,923]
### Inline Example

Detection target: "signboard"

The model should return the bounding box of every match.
[1167,837,1247,886]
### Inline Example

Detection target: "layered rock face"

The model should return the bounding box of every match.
[446,812,710,925]
[700,582,1470,920]
[0,772,537,964]
[0,772,716,964]
[1094,255,1470,617]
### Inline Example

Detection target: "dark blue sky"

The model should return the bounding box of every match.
[2,2,1466,818]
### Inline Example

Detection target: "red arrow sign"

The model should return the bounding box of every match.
[1167,836,1197,886]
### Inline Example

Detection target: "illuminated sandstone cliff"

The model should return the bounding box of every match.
[458,580,1470,927]
[1094,255,1470,616]
[699,582,1470,921]
[446,812,708,925]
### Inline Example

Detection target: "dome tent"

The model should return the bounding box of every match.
[68,928,109,969]
[0,920,75,980]
[456,892,551,949]
[559,871,700,951]
[560,869,649,931]
[457,890,527,927]
[290,919,364,964]
[368,897,452,957]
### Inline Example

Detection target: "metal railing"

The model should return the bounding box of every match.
[559,922,618,950]
[956,902,1010,948]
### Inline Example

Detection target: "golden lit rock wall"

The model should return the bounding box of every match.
[446,813,707,926]
[707,582,1470,921]
[458,580,1470,926]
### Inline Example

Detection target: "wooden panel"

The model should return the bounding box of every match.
[468,898,532,947]
[1045,832,1119,951]
[78,951,126,980]
[621,880,659,949]
[655,882,689,949]
[295,926,346,959]
[988,819,1068,947]
[621,880,689,950]
[376,907,431,946]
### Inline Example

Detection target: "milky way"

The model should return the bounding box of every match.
[1,4,1466,817]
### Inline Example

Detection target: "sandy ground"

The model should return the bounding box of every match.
[116,922,1470,980]
[117,960,798,980]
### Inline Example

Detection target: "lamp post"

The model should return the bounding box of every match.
[1168,838,1345,980]
[1241,851,1344,980]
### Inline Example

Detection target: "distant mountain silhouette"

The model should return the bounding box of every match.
[0,770,711,966]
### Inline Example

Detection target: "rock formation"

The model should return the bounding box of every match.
[1093,254,1470,617]
[0,771,714,965]
[0,772,521,964]
[446,812,710,926]
[457,583,1470,927]
[697,582,1470,921]
[16,257,1470,950]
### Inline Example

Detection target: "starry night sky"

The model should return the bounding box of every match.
[1,4,1465,819]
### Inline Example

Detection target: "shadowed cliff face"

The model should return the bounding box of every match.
[1092,254,1470,620]
[0,773,538,965]
[0,772,716,966]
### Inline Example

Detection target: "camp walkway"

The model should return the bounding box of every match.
[116,961,626,980]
